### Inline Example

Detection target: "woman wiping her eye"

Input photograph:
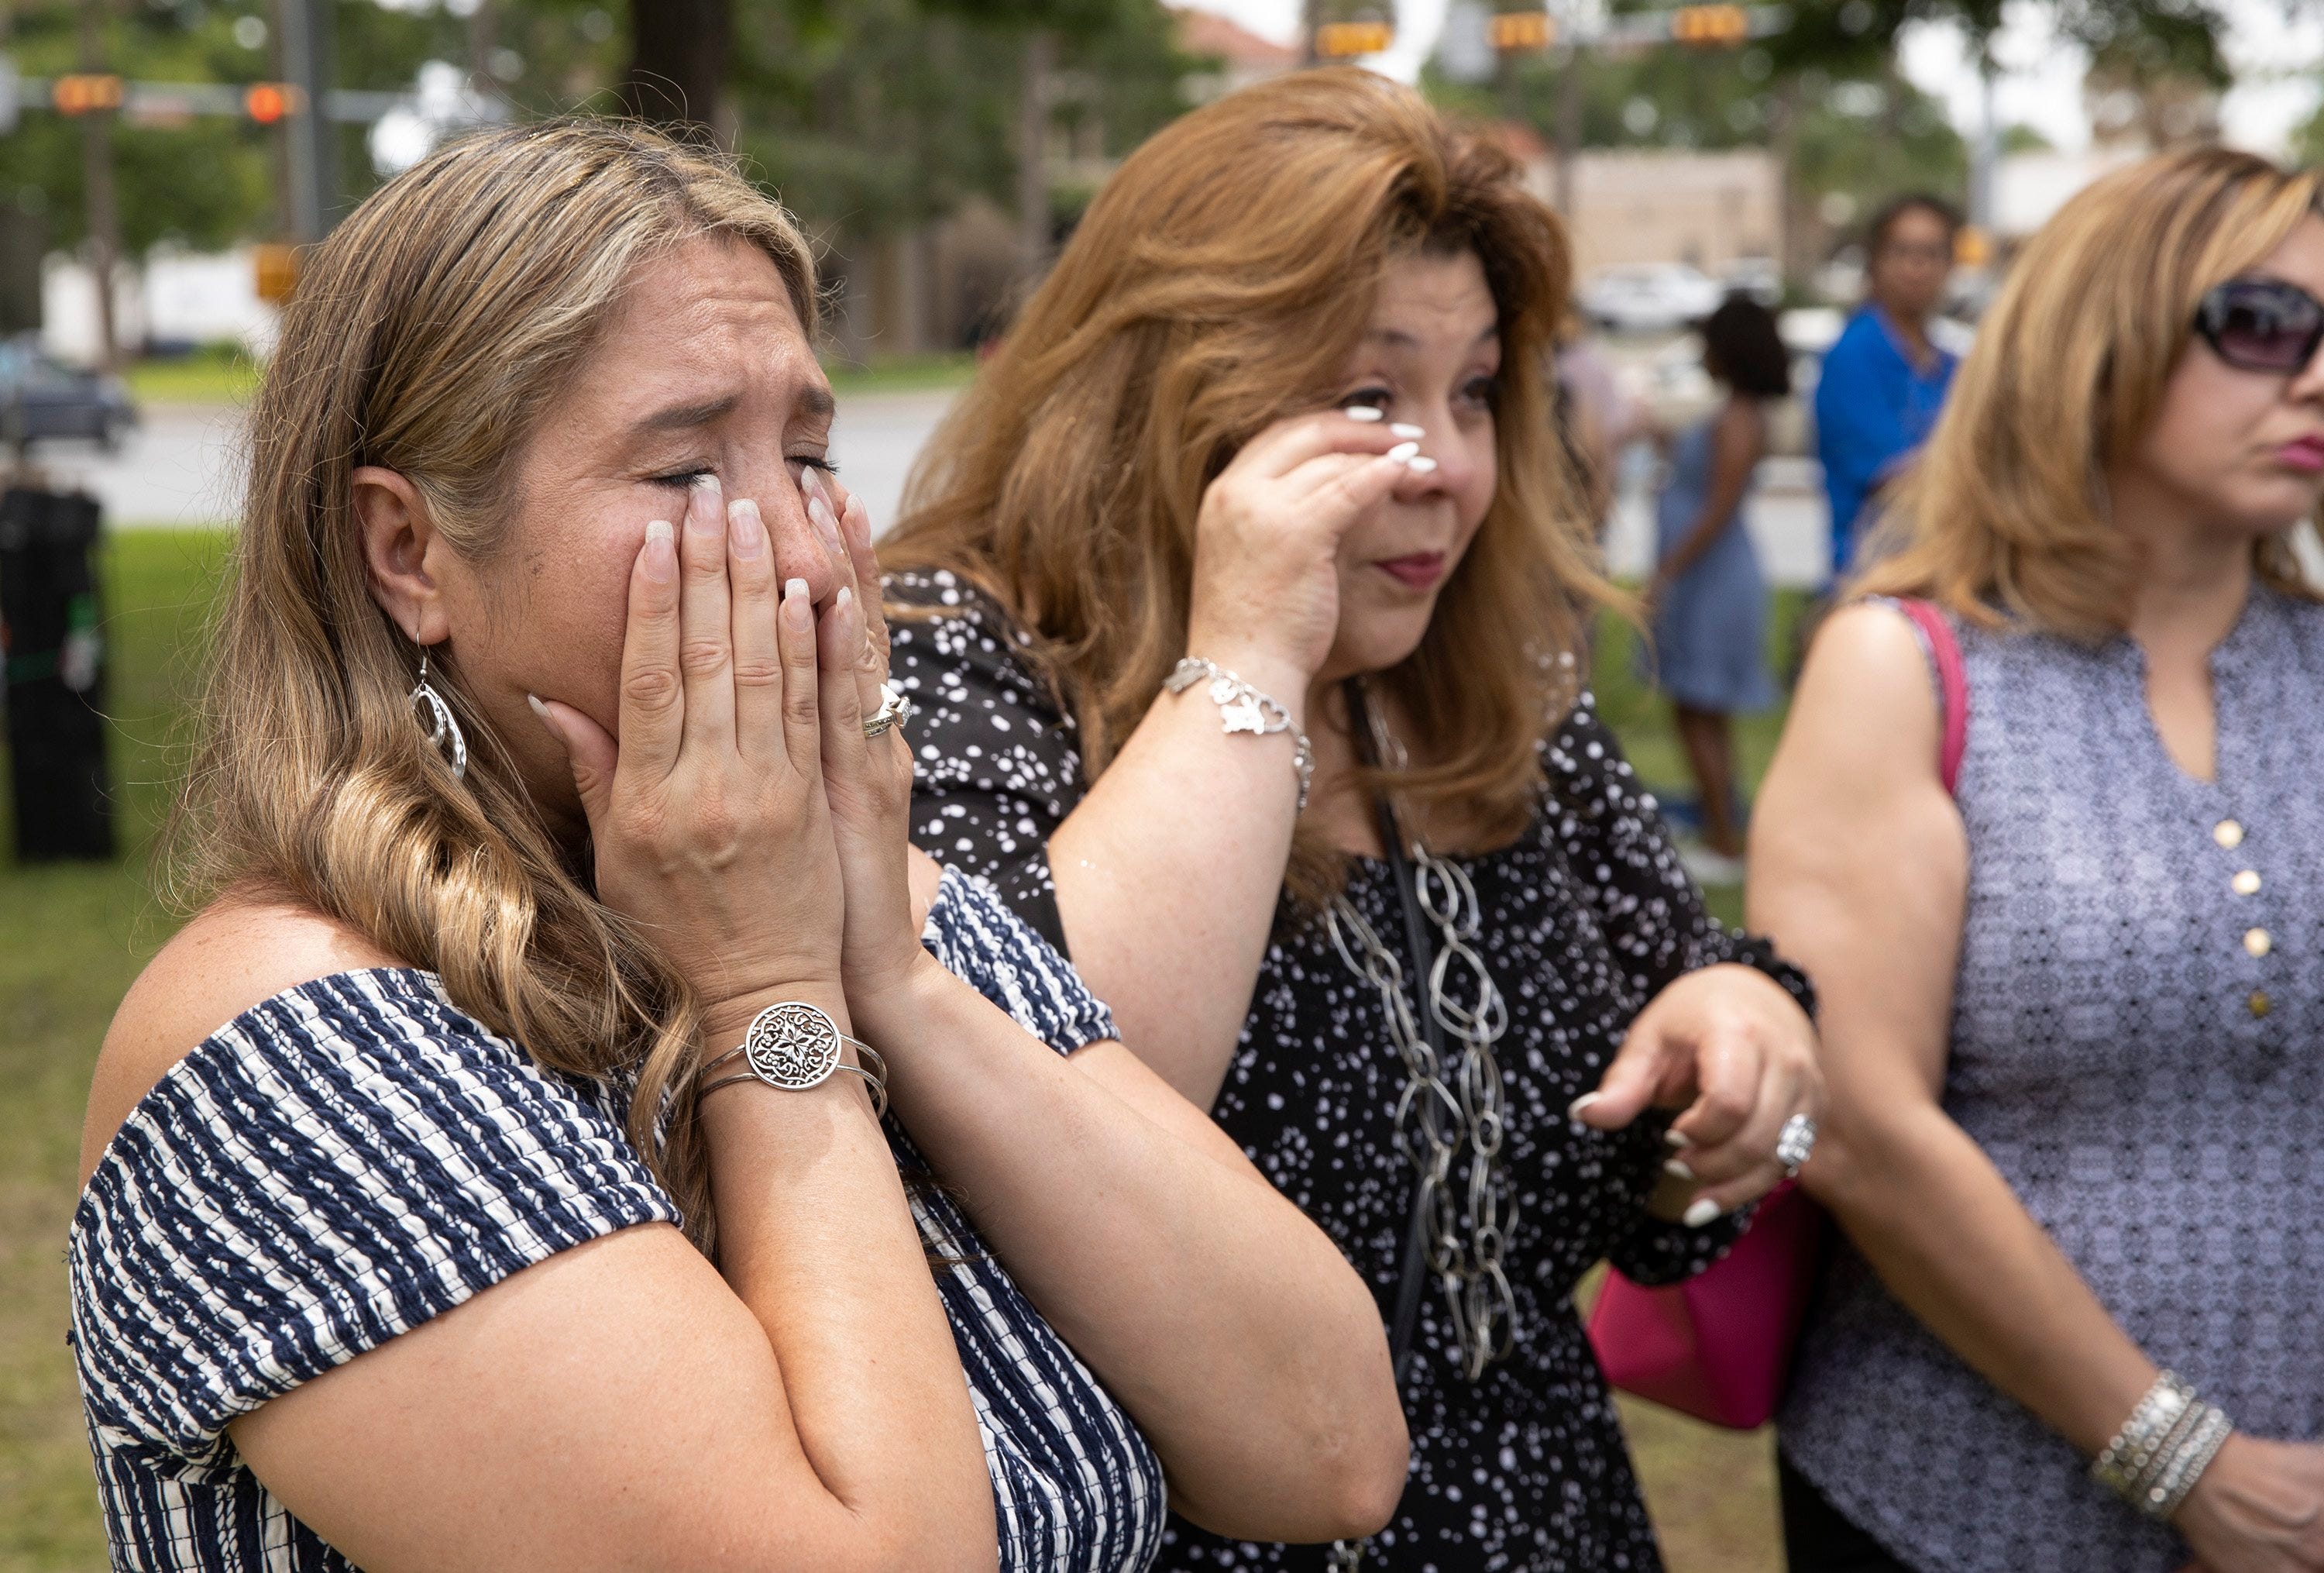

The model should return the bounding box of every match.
[66,119,1406,1573]
[878,69,1824,1572]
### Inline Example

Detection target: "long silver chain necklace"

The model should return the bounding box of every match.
[1325,694,1519,1385]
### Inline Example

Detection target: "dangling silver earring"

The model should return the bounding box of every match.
[410,647,467,780]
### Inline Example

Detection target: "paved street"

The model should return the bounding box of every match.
[82,387,1833,588]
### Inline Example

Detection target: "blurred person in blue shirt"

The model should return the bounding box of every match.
[1816,194,1962,580]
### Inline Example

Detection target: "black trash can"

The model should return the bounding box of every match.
[0,484,112,862]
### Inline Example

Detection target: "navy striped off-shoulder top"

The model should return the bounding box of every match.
[70,868,1165,1573]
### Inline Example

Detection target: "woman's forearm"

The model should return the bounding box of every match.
[1809,1100,2157,1458]
[696,984,997,1565]
[1047,652,1309,1106]
[855,962,1408,1542]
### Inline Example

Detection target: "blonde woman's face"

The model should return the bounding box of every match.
[1321,248,1502,681]
[2132,213,2324,541]
[445,237,845,826]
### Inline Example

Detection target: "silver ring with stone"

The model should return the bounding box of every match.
[862,682,912,739]
[1776,1112,1817,1176]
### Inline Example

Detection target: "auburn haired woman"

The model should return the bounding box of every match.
[1754,149,2324,1571]
[881,69,1822,1571]
[65,121,1411,1571]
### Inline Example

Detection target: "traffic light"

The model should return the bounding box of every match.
[1490,10,1556,50]
[1315,19,1394,57]
[243,83,297,123]
[51,74,124,115]
[1670,5,1751,44]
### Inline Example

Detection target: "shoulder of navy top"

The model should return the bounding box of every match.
[70,868,1116,1477]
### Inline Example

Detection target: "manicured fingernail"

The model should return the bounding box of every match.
[836,584,854,616]
[1568,1092,1604,1120]
[1389,422,1425,439]
[525,693,551,725]
[841,493,871,546]
[782,577,810,629]
[728,497,765,556]
[1665,1158,1695,1182]
[644,519,676,580]
[1404,456,1439,473]
[1386,441,1420,462]
[1344,405,1384,422]
[1683,1198,1722,1228]
[693,472,722,497]
[808,495,843,553]
[1665,1129,1692,1150]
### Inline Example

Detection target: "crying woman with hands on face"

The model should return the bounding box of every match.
[64,120,1408,1573]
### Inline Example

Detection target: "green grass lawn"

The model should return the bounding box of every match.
[0,531,1798,1571]
[121,346,978,408]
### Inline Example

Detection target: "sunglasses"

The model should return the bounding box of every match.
[2192,277,2324,374]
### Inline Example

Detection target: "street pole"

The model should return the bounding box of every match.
[1554,38,1581,219]
[1015,27,1054,290]
[277,0,335,243]
[74,0,120,371]
[1967,43,1997,236]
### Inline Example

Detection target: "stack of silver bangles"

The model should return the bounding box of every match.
[2090,1371,2234,1520]
[1166,656,1315,811]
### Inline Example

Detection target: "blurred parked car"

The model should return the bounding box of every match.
[1578,263,1725,335]
[0,338,136,451]
[1719,256,1784,307]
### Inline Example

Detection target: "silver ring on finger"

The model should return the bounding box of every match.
[862,682,913,740]
[1775,1112,1817,1177]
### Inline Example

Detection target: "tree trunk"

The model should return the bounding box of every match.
[621,0,731,143]
[75,0,119,370]
[1554,43,1583,219]
[1014,28,1055,291]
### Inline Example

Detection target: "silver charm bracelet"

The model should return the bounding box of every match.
[696,1000,889,1120]
[2091,1370,2235,1520]
[1166,656,1315,811]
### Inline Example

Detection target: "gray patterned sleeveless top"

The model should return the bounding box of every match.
[1780,587,2324,1571]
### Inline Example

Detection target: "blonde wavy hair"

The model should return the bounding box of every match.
[170,120,819,1255]
[878,68,1611,902]
[1858,146,2324,633]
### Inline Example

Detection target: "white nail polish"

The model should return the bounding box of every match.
[1389,422,1425,439]
[525,693,550,721]
[1683,1198,1722,1228]
[784,577,808,601]
[1664,1128,1692,1150]
[1665,1158,1695,1182]
[1386,441,1420,462]
[1568,1092,1603,1120]
[836,585,853,609]
[646,519,673,546]
[1404,456,1439,473]
[1344,405,1384,422]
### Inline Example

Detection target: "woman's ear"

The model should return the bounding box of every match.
[352,466,451,645]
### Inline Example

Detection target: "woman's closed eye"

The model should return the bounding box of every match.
[644,457,841,493]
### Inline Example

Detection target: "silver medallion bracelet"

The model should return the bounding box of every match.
[1166,656,1315,811]
[696,1000,889,1120]
[2091,1370,2235,1520]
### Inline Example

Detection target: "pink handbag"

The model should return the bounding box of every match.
[1586,597,1966,1429]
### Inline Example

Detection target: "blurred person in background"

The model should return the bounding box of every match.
[878,69,1823,1573]
[1555,311,1645,539]
[1644,294,1790,884]
[1754,148,2324,1572]
[1816,194,1962,582]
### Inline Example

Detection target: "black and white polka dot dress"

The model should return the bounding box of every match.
[889,570,1812,1572]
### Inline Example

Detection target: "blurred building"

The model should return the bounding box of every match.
[1174,7,1301,102]
[1477,127,1783,280]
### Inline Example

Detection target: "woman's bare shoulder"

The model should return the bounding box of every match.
[81,893,406,1183]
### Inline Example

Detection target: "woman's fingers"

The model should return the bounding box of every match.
[1236,408,1409,480]
[816,586,871,783]
[1569,1021,1686,1133]
[614,518,684,783]
[528,694,618,831]
[837,493,892,676]
[778,577,823,774]
[1279,448,1420,530]
[726,495,783,764]
[676,475,736,752]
